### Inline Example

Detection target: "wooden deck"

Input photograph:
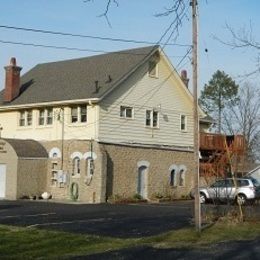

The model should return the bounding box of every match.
[200,133,245,153]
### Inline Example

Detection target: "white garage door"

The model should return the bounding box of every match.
[0,164,6,198]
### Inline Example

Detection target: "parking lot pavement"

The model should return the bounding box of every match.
[75,237,260,260]
[0,200,193,238]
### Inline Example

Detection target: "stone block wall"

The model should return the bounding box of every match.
[40,140,107,203]
[40,139,195,203]
[17,159,47,199]
[102,143,195,200]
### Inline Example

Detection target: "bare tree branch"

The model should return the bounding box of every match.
[85,0,189,43]
[222,83,260,161]
[214,23,260,50]
[84,0,119,27]
[155,0,185,17]
[213,22,260,79]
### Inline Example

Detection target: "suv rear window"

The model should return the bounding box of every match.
[237,179,249,187]
[250,178,260,187]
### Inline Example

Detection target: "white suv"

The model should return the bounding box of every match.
[191,178,260,205]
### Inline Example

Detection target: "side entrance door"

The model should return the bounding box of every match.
[0,164,6,198]
[137,166,148,199]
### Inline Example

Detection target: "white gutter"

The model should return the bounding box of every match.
[0,98,100,111]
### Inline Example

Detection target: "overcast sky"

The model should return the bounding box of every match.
[0,0,259,92]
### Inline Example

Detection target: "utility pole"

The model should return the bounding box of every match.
[60,107,65,171]
[191,0,201,232]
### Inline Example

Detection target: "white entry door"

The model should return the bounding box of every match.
[0,164,6,198]
[137,166,148,199]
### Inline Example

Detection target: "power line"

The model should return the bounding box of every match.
[0,39,108,53]
[0,24,191,47]
[161,3,190,51]
[0,39,189,59]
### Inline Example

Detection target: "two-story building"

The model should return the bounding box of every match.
[0,45,208,203]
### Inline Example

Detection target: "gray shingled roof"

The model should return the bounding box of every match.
[0,45,159,106]
[4,138,48,158]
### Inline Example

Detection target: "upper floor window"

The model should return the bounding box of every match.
[120,106,133,118]
[39,110,45,125]
[71,105,87,123]
[19,110,32,127]
[148,61,158,78]
[38,108,53,126]
[180,115,187,131]
[146,110,159,128]
[47,108,53,125]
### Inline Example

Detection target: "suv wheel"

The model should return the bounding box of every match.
[236,194,247,205]
[200,193,206,204]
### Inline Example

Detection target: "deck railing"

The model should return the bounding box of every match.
[200,133,225,150]
[200,133,245,152]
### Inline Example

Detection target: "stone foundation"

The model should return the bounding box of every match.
[40,140,195,203]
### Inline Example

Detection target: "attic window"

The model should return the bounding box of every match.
[148,61,158,78]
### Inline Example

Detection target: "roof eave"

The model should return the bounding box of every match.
[0,98,100,111]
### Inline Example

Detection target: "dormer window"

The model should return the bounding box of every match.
[148,61,158,78]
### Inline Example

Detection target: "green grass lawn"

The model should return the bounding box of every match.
[0,222,260,259]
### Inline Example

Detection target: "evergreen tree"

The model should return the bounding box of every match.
[199,70,239,133]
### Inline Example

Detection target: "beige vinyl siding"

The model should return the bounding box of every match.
[98,56,194,147]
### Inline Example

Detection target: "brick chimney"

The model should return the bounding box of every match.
[4,57,22,102]
[180,70,189,88]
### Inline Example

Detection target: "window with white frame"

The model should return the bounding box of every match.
[148,61,158,78]
[146,110,159,128]
[19,110,32,127]
[46,108,53,125]
[38,108,53,126]
[80,106,87,122]
[71,107,78,123]
[120,106,133,118]
[51,162,58,186]
[180,114,187,131]
[72,156,81,176]
[70,105,87,123]
[39,110,45,125]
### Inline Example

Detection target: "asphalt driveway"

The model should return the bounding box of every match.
[75,238,260,260]
[0,200,193,238]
